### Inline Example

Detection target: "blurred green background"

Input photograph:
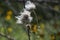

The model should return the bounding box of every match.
[0,0,60,40]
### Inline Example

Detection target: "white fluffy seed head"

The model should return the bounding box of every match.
[25,1,36,10]
[20,9,31,16]
[16,10,33,24]
[16,1,36,24]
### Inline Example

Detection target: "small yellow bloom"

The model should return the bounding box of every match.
[32,25,37,32]
[50,35,55,40]
[6,10,13,15]
[7,27,13,33]
[5,15,11,21]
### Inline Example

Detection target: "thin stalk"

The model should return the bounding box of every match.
[32,10,39,26]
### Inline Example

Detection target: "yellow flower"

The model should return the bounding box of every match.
[5,15,11,21]
[32,25,37,32]
[50,35,55,40]
[6,10,13,15]
[7,27,13,33]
